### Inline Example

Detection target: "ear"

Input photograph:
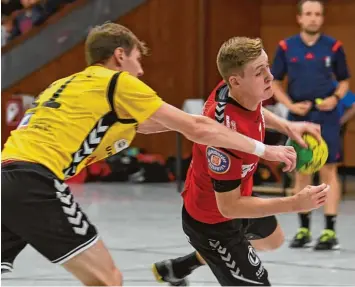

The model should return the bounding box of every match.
[296,14,301,25]
[113,47,125,65]
[228,75,241,87]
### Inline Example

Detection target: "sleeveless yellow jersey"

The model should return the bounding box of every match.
[2,66,163,179]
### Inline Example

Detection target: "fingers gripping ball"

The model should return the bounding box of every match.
[286,134,328,174]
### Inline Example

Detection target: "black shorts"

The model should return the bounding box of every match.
[1,161,98,271]
[182,206,278,286]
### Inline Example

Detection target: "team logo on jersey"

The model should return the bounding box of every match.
[114,139,128,153]
[248,245,261,267]
[206,147,230,174]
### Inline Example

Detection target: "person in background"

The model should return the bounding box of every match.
[271,0,351,250]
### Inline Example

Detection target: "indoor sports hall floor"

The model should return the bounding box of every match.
[2,182,355,286]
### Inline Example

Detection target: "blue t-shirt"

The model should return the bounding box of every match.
[271,34,350,124]
[338,89,355,117]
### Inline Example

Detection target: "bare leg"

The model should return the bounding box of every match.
[289,173,313,248]
[62,239,123,286]
[250,223,284,251]
[314,163,341,250]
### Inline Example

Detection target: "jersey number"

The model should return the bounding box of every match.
[42,76,76,109]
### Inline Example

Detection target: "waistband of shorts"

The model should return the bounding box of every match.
[1,160,57,179]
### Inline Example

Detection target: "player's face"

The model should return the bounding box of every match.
[297,1,324,35]
[116,46,144,77]
[233,50,274,102]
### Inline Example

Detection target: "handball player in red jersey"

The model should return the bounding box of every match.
[152,37,328,286]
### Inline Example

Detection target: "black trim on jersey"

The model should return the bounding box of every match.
[108,72,137,124]
[220,148,241,159]
[215,102,227,124]
[212,178,241,193]
[215,83,229,102]
[214,82,256,112]
[226,97,253,112]
[62,111,117,178]
[62,72,134,178]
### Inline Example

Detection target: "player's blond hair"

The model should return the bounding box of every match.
[217,37,263,82]
[85,22,148,66]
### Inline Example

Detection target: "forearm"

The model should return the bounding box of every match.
[334,80,350,99]
[222,196,295,219]
[186,115,263,156]
[272,81,293,108]
[262,107,289,135]
[137,119,171,134]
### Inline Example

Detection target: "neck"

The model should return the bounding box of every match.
[300,31,321,46]
[96,59,121,72]
[229,90,259,111]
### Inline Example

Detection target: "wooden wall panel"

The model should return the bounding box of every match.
[118,0,202,157]
[203,0,261,95]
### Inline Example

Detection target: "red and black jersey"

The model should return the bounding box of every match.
[182,83,265,224]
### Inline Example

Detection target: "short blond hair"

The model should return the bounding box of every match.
[217,37,263,82]
[85,22,148,66]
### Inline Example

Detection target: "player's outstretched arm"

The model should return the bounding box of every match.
[137,119,171,134]
[149,103,296,171]
[215,184,329,219]
[262,107,322,148]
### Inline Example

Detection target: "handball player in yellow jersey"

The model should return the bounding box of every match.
[2,23,317,286]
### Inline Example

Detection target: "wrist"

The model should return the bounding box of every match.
[252,140,266,157]
[282,196,297,212]
[282,120,292,136]
[332,94,340,102]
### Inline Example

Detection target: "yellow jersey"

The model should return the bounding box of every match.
[2,66,163,180]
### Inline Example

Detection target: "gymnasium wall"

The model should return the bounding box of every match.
[2,0,355,159]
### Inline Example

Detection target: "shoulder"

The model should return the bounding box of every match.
[118,72,156,94]
[321,35,343,52]
[203,81,228,116]
[277,35,299,51]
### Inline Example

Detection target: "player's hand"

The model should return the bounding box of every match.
[291,184,329,212]
[261,145,296,172]
[289,101,312,116]
[285,121,322,148]
[316,96,338,111]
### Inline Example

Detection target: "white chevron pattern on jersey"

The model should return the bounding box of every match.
[63,117,109,178]
[208,239,263,285]
[54,179,89,236]
[215,102,227,124]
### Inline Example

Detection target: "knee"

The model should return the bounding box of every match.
[267,230,285,250]
[253,228,285,251]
